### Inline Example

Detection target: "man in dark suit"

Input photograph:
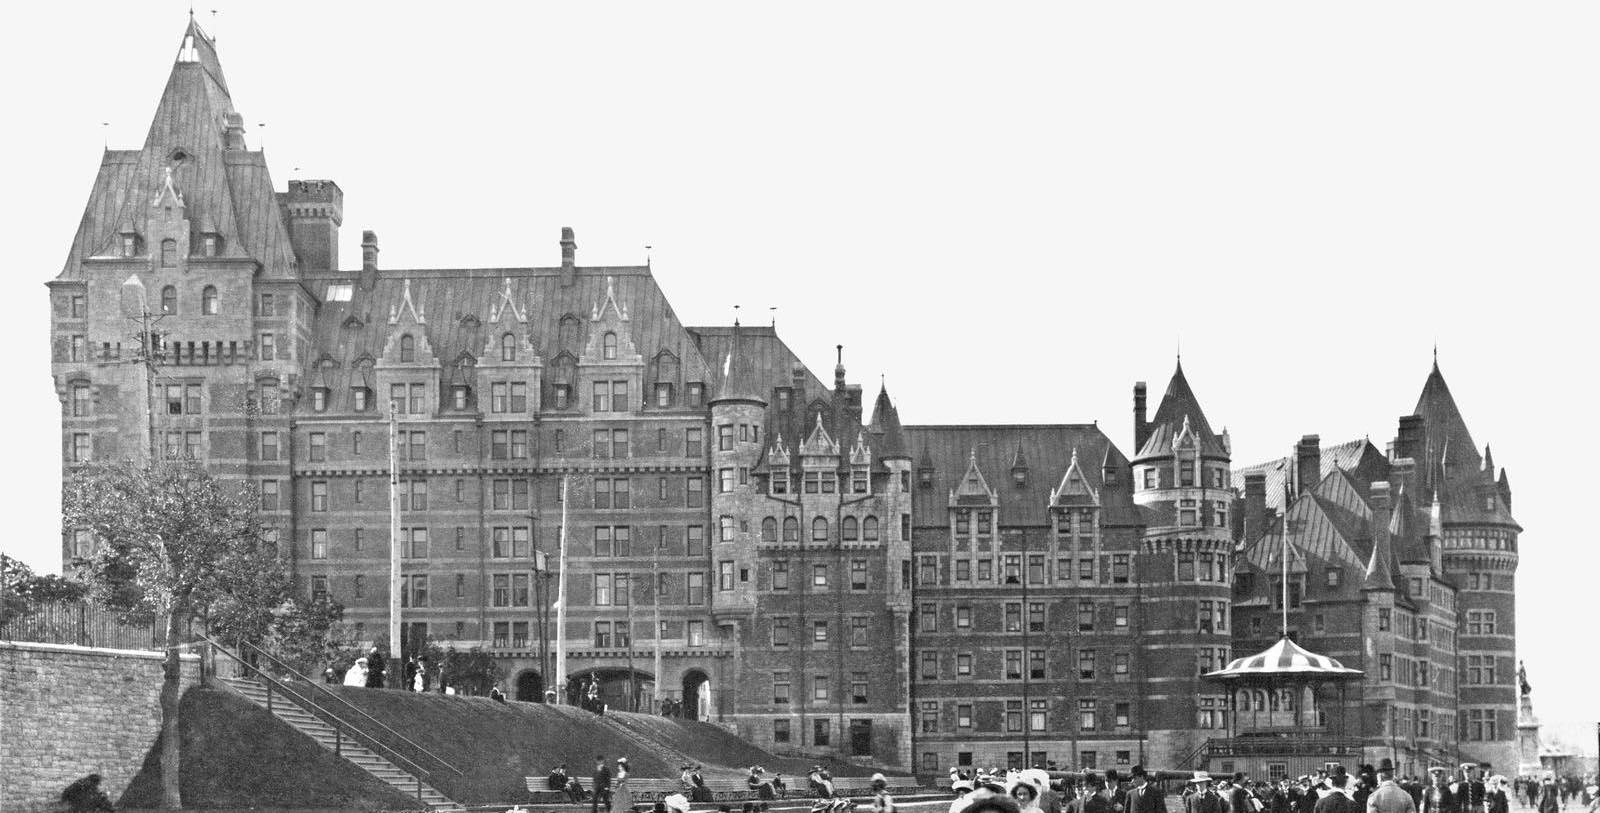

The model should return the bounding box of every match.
[1229,774,1254,813]
[1186,775,1224,813]
[1069,776,1114,813]
[1420,769,1456,813]
[1313,775,1355,813]
[364,646,386,688]
[1127,767,1163,813]
[592,755,613,813]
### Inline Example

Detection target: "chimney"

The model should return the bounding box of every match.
[1133,382,1149,451]
[283,179,343,273]
[1394,415,1426,466]
[1367,481,1395,589]
[1244,473,1267,544]
[1295,434,1321,495]
[1391,458,1416,500]
[560,226,577,287]
[223,112,247,150]
[358,230,379,291]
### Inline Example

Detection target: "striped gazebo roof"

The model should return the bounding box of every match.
[1202,635,1364,684]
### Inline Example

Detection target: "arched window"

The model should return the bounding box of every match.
[160,239,177,267]
[841,516,859,541]
[160,285,177,315]
[761,517,777,543]
[399,334,415,363]
[501,333,517,362]
[782,517,799,542]
[862,515,880,541]
[812,516,829,542]
[201,285,218,315]
[603,331,618,360]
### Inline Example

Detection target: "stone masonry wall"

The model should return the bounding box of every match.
[0,641,201,813]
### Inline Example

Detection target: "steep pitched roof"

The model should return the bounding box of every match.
[950,450,997,505]
[1232,437,1388,513]
[1136,361,1227,460]
[1051,448,1100,507]
[1413,362,1520,529]
[904,425,1139,527]
[708,322,767,406]
[868,384,909,460]
[59,18,295,279]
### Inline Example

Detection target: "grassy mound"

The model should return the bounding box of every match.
[119,685,425,811]
[603,712,882,778]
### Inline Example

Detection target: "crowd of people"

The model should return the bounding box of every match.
[326,647,465,694]
[942,763,1600,813]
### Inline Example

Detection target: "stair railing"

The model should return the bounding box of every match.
[201,636,461,801]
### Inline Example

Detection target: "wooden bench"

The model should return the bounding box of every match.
[523,777,579,804]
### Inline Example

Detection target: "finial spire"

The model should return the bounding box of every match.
[733,303,740,328]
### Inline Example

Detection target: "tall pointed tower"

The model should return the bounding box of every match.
[1129,361,1235,768]
[51,17,306,565]
[1411,360,1520,770]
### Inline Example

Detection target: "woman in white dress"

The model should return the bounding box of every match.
[611,757,634,813]
[342,657,368,687]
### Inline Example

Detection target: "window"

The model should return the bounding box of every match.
[851,616,869,646]
[1031,699,1049,732]
[921,652,939,679]
[308,432,326,462]
[310,529,328,559]
[400,574,428,608]
[956,653,972,676]
[403,527,429,559]
[310,575,328,603]
[841,516,859,541]
[813,620,829,643]
[1004,603,1022,633]
[593,621,613,648]
[686,477,704,508]
[773,720,790,743]
[761,517,778,543]
[160,285,178,314]
[1078,600,1094,631]
[687,525,705,556]
[851,673,868,704]
[1379,608,1392,631]
[260,480,279,510]
[1079,649,1097,680]
[955,606,972,629]
[1005,700,1023,733]
[920,603,939,633]
[1467,709,1498,741]
[687,620,705,646]
[772,617,791,646]
[771,560,789,590]
[812,564,828,588]
[686,572,705,605]
[773,672,791,704]
[1114,652,1130,676]
[399,334,415,363]
[1029,649,1046,680]
[1079,699,1098,731]
[685,428,703,456]
[920,702,939,734]
[718,468,734,493]
[850,559,868,590]
[812,718,829,747]
[1004,650,1022,680]
[1467,610,1497,635]
[781,517,799,542]
[1379,654,1393,681]
[1029,602,1046,632]
[654,382,672,407]
[954,559,971,582]
[1114,604,1129,628]
[718,561,734,591]
[862,516,879,541]
[811,517,829,542]
[310,481,328,512]
[957,703,973,728]
[260,431,280,461]
[1112,554,1130,583]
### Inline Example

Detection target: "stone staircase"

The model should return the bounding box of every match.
[218,677,462,812]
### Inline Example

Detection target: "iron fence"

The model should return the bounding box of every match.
[0,599,161,650]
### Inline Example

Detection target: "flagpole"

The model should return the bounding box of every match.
[653,535,663,713]
[554,475,569,704]
[389,401,402,664]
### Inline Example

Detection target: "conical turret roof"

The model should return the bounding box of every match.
[710,322,768,406]
[868,383,909,460]
[1135,361,1227,460]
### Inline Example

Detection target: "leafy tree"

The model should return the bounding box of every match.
[63,459,275,809]
[0,553,89,624]
[438,645,506,696]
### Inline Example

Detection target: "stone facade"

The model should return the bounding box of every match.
[49,19,1520,774]
[0,642,201,812]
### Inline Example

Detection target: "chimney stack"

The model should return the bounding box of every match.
[362,230,379,271]
[1391,457,1416,500]
[1244,473,1268,544]
[1394,415,1426,466]
[560,226,577,287]
[1133,382,1149,451]
[1295,435,1321,495]
[223,112,246,150]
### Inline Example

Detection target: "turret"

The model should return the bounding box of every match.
[282,180,343,273]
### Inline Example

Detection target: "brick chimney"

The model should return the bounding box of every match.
[223,112,247,151]
[1295,435,1321,495]
[1391,458,1416,500]
[283,180,343,273]
[1244,473,1268,544]
[358,230,379,290]
[1133,382,1149,452]
[560,226,577,287]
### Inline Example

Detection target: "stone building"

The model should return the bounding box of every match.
[48,19,1519,773]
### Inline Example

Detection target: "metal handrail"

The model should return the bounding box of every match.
[201,636,462,780]
[230,638,463,777]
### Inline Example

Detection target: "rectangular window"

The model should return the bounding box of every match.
[310,481,328,512]
[773,719,790,743]
[956,653,972,676]
[920,603,939,633]
[954,559,971,581]
[1078,600,1094,631]
[686,525,705,556]
[956,606,972,629]
[851,672,868,704]
[812,564,828,588]
[813,620,828,643]
[772,561,789,590]
[772,617,791,646]
[311,529,327,559]
[1005,649,1022,680]
[686,572,705,605]
[260,431,280,461]
[1114,652,1130,676]
[957,703,973,728]
[718,560,734,591]
[774,672,791,704]
[851,559,868,590]
[812,718,829,747]
[686,477,704,508]
[1079,699,1098,731]
[259,333,275,361]
[687,620,704,646]
[260,480,280,511]
[851,616,869,646]
[1079,649,1097,680]
[1028,602,1046,632]
[920,652,939,679]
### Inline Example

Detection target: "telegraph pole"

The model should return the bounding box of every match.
[388,401,402,663]
[553,476,569,704]
[653,534,663,714]
[120,274,160,461]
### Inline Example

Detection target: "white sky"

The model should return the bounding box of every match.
[3,2,1595,753]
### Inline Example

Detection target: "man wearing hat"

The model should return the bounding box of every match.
[1127,767,1163,813]
[1420,769,1456,813]
[1069,775,1114,813]
[1451,764,1485,813]
[1187,774,1223,813]
[1315,773,1356,813]
[1228,774,1253,813]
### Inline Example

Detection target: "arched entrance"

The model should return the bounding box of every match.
[567,667,652,712]
[516,670,545,702]
[681,669,711,721]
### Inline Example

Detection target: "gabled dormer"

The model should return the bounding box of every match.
[582,276,642,365]
[1052,448,1100,508]
[766,433,792,495]
[800,412,839,459]
[949,450,998,545]
[377,279,437,417]
[148,166,191,273]
[1052,448,1101,547]
[1009,443,1030,488]
[849,432,872,494]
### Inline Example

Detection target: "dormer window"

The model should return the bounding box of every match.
[311,387,329,412]
[686,382,704,407]
[602,332,618,360]
[201,234,220,257]
[201,286,218,315]
[1104,468,1118,485]
[122,235,138,257]
[776,389,791,411]
[552,384,571,410]
[919,469,933,489]
[1012,469,1027,487]
[977,511,993,536]
[772,470,790,494]
[160,285,178,315]
[160,239,177,267]
[399,334,415,363]
[500,333,517,362]
[352,386,371,412]
[1179,461,1196,487]
[654,382,673,408]
[452,385,471,411]
[851,466,869,494]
